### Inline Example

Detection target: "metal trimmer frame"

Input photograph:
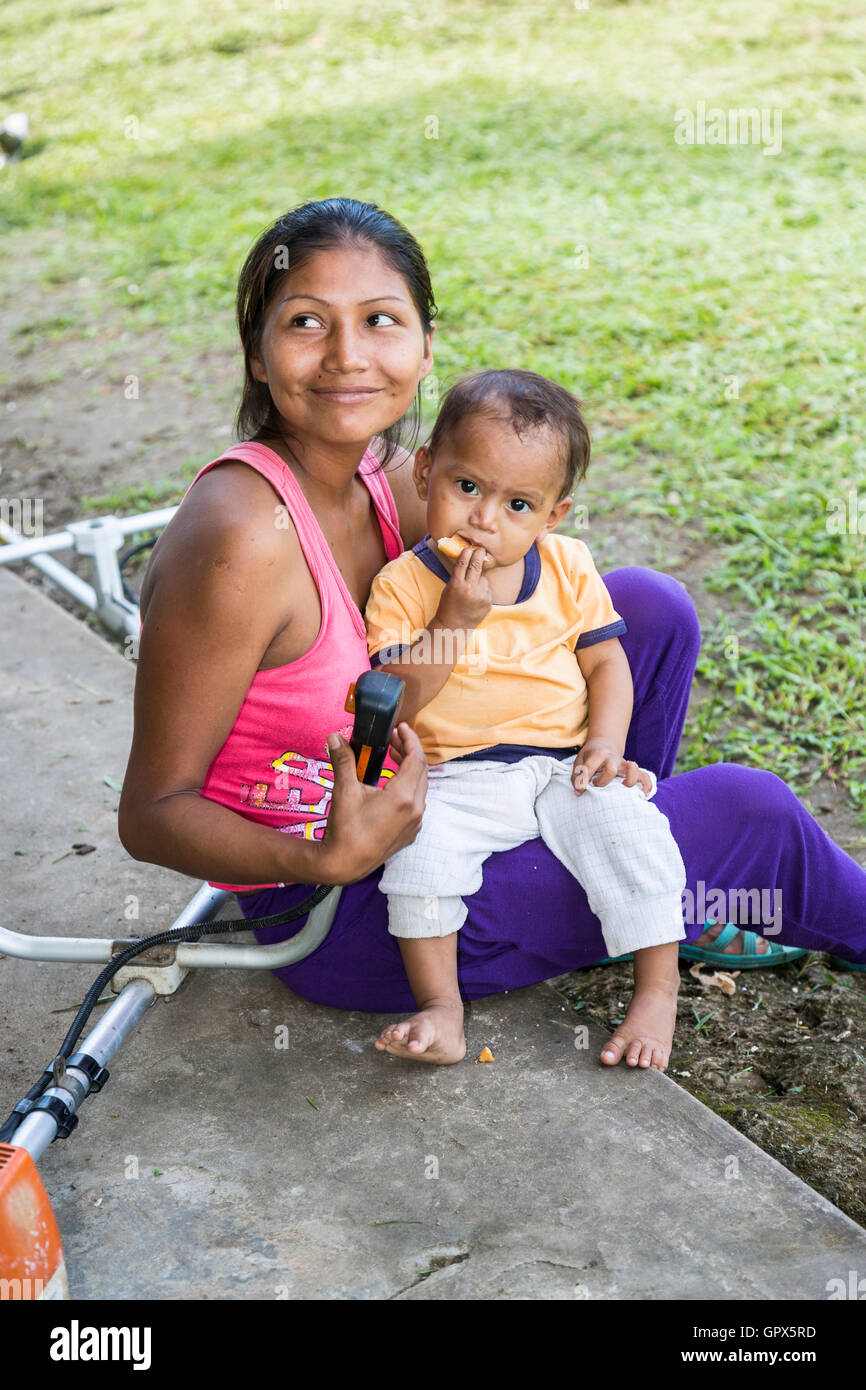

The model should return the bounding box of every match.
[0,505,351,1159]
[0,505,178,640]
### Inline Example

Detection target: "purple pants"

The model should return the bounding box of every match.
[239,567,866,1012]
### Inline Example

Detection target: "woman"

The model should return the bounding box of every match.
[118,198,866,1063]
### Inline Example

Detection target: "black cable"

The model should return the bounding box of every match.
[0,883,333,1144]
[59,882,334,1058]
[2,670,405,1143]
[118,536,158,604]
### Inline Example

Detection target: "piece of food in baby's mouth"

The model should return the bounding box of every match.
[436,534,466,560]
[437,534,493,567]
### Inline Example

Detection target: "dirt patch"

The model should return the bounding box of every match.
[0,247,240,530]
[1,249,241,625]
[555,955,866,1227]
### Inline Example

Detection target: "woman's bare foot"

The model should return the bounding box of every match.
[600,977,679,1071]
[375,1000,466,1064]
[692,920,768,955]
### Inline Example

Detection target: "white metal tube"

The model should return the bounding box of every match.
[166,883,231,929]
[0,884,339,968]
[12,980,157,1161]
[0,522,98,607]
[0,884,231,963]
[175,886,342,967]
[68,976,158,1069]
[11,1084,85,1162]
[0,528,75,562]
[0,507,178,566]
[0,925,113,963]
[112,507,177,535]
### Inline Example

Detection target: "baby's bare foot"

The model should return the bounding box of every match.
[600,979,678,1072]
[375,1002,466,1064]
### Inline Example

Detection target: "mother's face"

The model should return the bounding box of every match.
[251,243,435,449]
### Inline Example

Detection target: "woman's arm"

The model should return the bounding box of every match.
[119,467,427,886]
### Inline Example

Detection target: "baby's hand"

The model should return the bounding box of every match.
[435,546,493,630]
[572,741,653,798]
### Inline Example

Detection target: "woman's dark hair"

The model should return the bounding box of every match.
[427,369,591,498]
[235,197,437,466]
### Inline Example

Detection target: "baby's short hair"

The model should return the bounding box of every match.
[427,369,590,499]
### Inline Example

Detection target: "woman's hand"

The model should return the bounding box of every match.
[316,723,428,883]
[572,738,653,798]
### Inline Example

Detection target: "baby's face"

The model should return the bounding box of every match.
[414,413,573,570]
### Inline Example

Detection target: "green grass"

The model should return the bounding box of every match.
[3,0,865,818]
[80,460,202,515]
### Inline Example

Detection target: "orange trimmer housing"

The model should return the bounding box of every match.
[0,1143,68,1298]
[0,669,406,1303]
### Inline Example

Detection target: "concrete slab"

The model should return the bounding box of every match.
[2,565,866,1300]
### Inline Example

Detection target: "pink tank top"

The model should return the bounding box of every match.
[180,442,404,892]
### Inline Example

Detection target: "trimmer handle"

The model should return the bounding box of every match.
[344,670,406,786]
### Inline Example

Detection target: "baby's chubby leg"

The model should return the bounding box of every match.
[375,899,466,1064]
[535,762,686,1071]
[376,759,541,1064]
[600,941,680,1071]
[536,764,687,957]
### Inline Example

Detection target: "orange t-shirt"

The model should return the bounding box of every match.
[364,532,627,765]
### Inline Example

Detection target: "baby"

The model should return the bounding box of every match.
[365,369,686,1069]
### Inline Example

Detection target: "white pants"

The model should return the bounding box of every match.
[379,755,687,959]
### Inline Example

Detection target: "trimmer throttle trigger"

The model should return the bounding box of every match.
[346,670,405,786]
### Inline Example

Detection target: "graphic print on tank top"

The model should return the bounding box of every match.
[243,737,347,841]
[242,735,394,842]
